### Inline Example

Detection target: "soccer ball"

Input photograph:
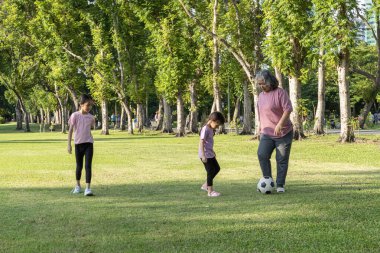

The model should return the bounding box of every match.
[257,176,274,194]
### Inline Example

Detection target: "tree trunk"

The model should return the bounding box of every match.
[54,84,67,133]
[162,98,173,133]
[101,98,109,135]
[313,47,326,135]
[119,99,133,134]
[212,0,222,112]
[189,80,198,133]
[241,80,252,134]
[337,49,355,142]
[18,97,30,132]
[66,85,80,111]
[359,100,374,129]
[136,103,144,133]
[15,100,23,130]
[39,108,45,132]
[289,75,305,140]
[275,67,284,89]
[23,111,31,132]
[155,98,164,131]
[120,106,126,131]
[176,92,185,137]
[232,97,240,133]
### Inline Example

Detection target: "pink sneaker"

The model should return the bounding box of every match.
[201,185,208,191]
[208,191,221,197]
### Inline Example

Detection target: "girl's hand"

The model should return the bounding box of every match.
[68,145,72,154]
[201,157,207,163]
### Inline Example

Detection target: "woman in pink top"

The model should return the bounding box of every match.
[256,70,293,193]
[68,94,96,196]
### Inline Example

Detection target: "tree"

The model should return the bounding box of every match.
[263,0,313,140]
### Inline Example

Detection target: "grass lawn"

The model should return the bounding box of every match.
[1,123,380,253]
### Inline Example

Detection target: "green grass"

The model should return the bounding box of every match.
[1,123,380,253]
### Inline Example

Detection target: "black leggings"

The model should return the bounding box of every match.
[201,157,220,187]
[75,143,94,183]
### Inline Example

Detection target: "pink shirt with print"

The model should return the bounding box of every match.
[68,112,95,144]
[258,87,293,138]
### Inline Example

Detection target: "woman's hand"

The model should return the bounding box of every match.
[274,123,283,136]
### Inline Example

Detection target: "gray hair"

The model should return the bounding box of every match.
[255,70,279,90]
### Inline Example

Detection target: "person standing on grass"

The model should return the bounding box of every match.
[256,70,293,193]
[68,94,96,196]
[199,111,225,197]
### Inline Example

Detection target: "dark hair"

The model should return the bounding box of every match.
[255,70,279,90]
[209,111,225,125]
[80,94,93,105]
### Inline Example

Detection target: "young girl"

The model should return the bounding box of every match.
[199,111,225,197]
[67,94,96,196]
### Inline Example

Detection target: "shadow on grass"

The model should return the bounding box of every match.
[1,180,380,252]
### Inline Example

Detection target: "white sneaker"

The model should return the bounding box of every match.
[277,187,285,193]
[84,188,94,196]
[72,186,81,194]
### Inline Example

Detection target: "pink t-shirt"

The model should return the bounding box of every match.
[198,125,215,158]
[68,112,94,144]
[258,88,293,138]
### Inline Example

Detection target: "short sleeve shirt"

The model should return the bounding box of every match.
[198,125,215,158]
[68,112,94,144]
[258,88,293,138]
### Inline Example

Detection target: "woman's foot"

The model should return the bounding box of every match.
[208,191,221,197]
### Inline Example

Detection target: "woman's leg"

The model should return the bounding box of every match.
[274,131,293,187]
[257,134,275,178]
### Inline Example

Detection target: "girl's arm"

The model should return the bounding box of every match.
[67,124,74,154]
[199,139,207,162]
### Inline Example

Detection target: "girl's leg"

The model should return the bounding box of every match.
[75,144,85,186]
[204,157,220,194]
[274,131,293,187]
[84,143,94,188]
[257,134,275,178]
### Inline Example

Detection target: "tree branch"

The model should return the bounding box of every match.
[355,6,378,42]
[351,67,376,81]
[177,0,253,80]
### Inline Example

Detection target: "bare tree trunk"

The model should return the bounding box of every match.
[275,67,284,89]
[66,85,80,111]
[120,106,126,130]
[232,97,240,122]
[155,98,164,131]
[212,0,222,112]
[189,80,198,133]
[39,108,45,132]
[17,97,30,132]
[16,100,23,130]
[337,49,355,142]
[314,47,326,135]
[54,84,67,133]
[119,100,133,134]
[101,98,109,135]
[162,98,173,133]
[136,103,144,133]
[289,75,305,140]
[176,92,185,137]
[241,80,252,134]
[359,100,374,129]
[232,97,240,133]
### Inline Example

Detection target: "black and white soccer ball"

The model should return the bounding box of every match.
[257,176,275,194]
